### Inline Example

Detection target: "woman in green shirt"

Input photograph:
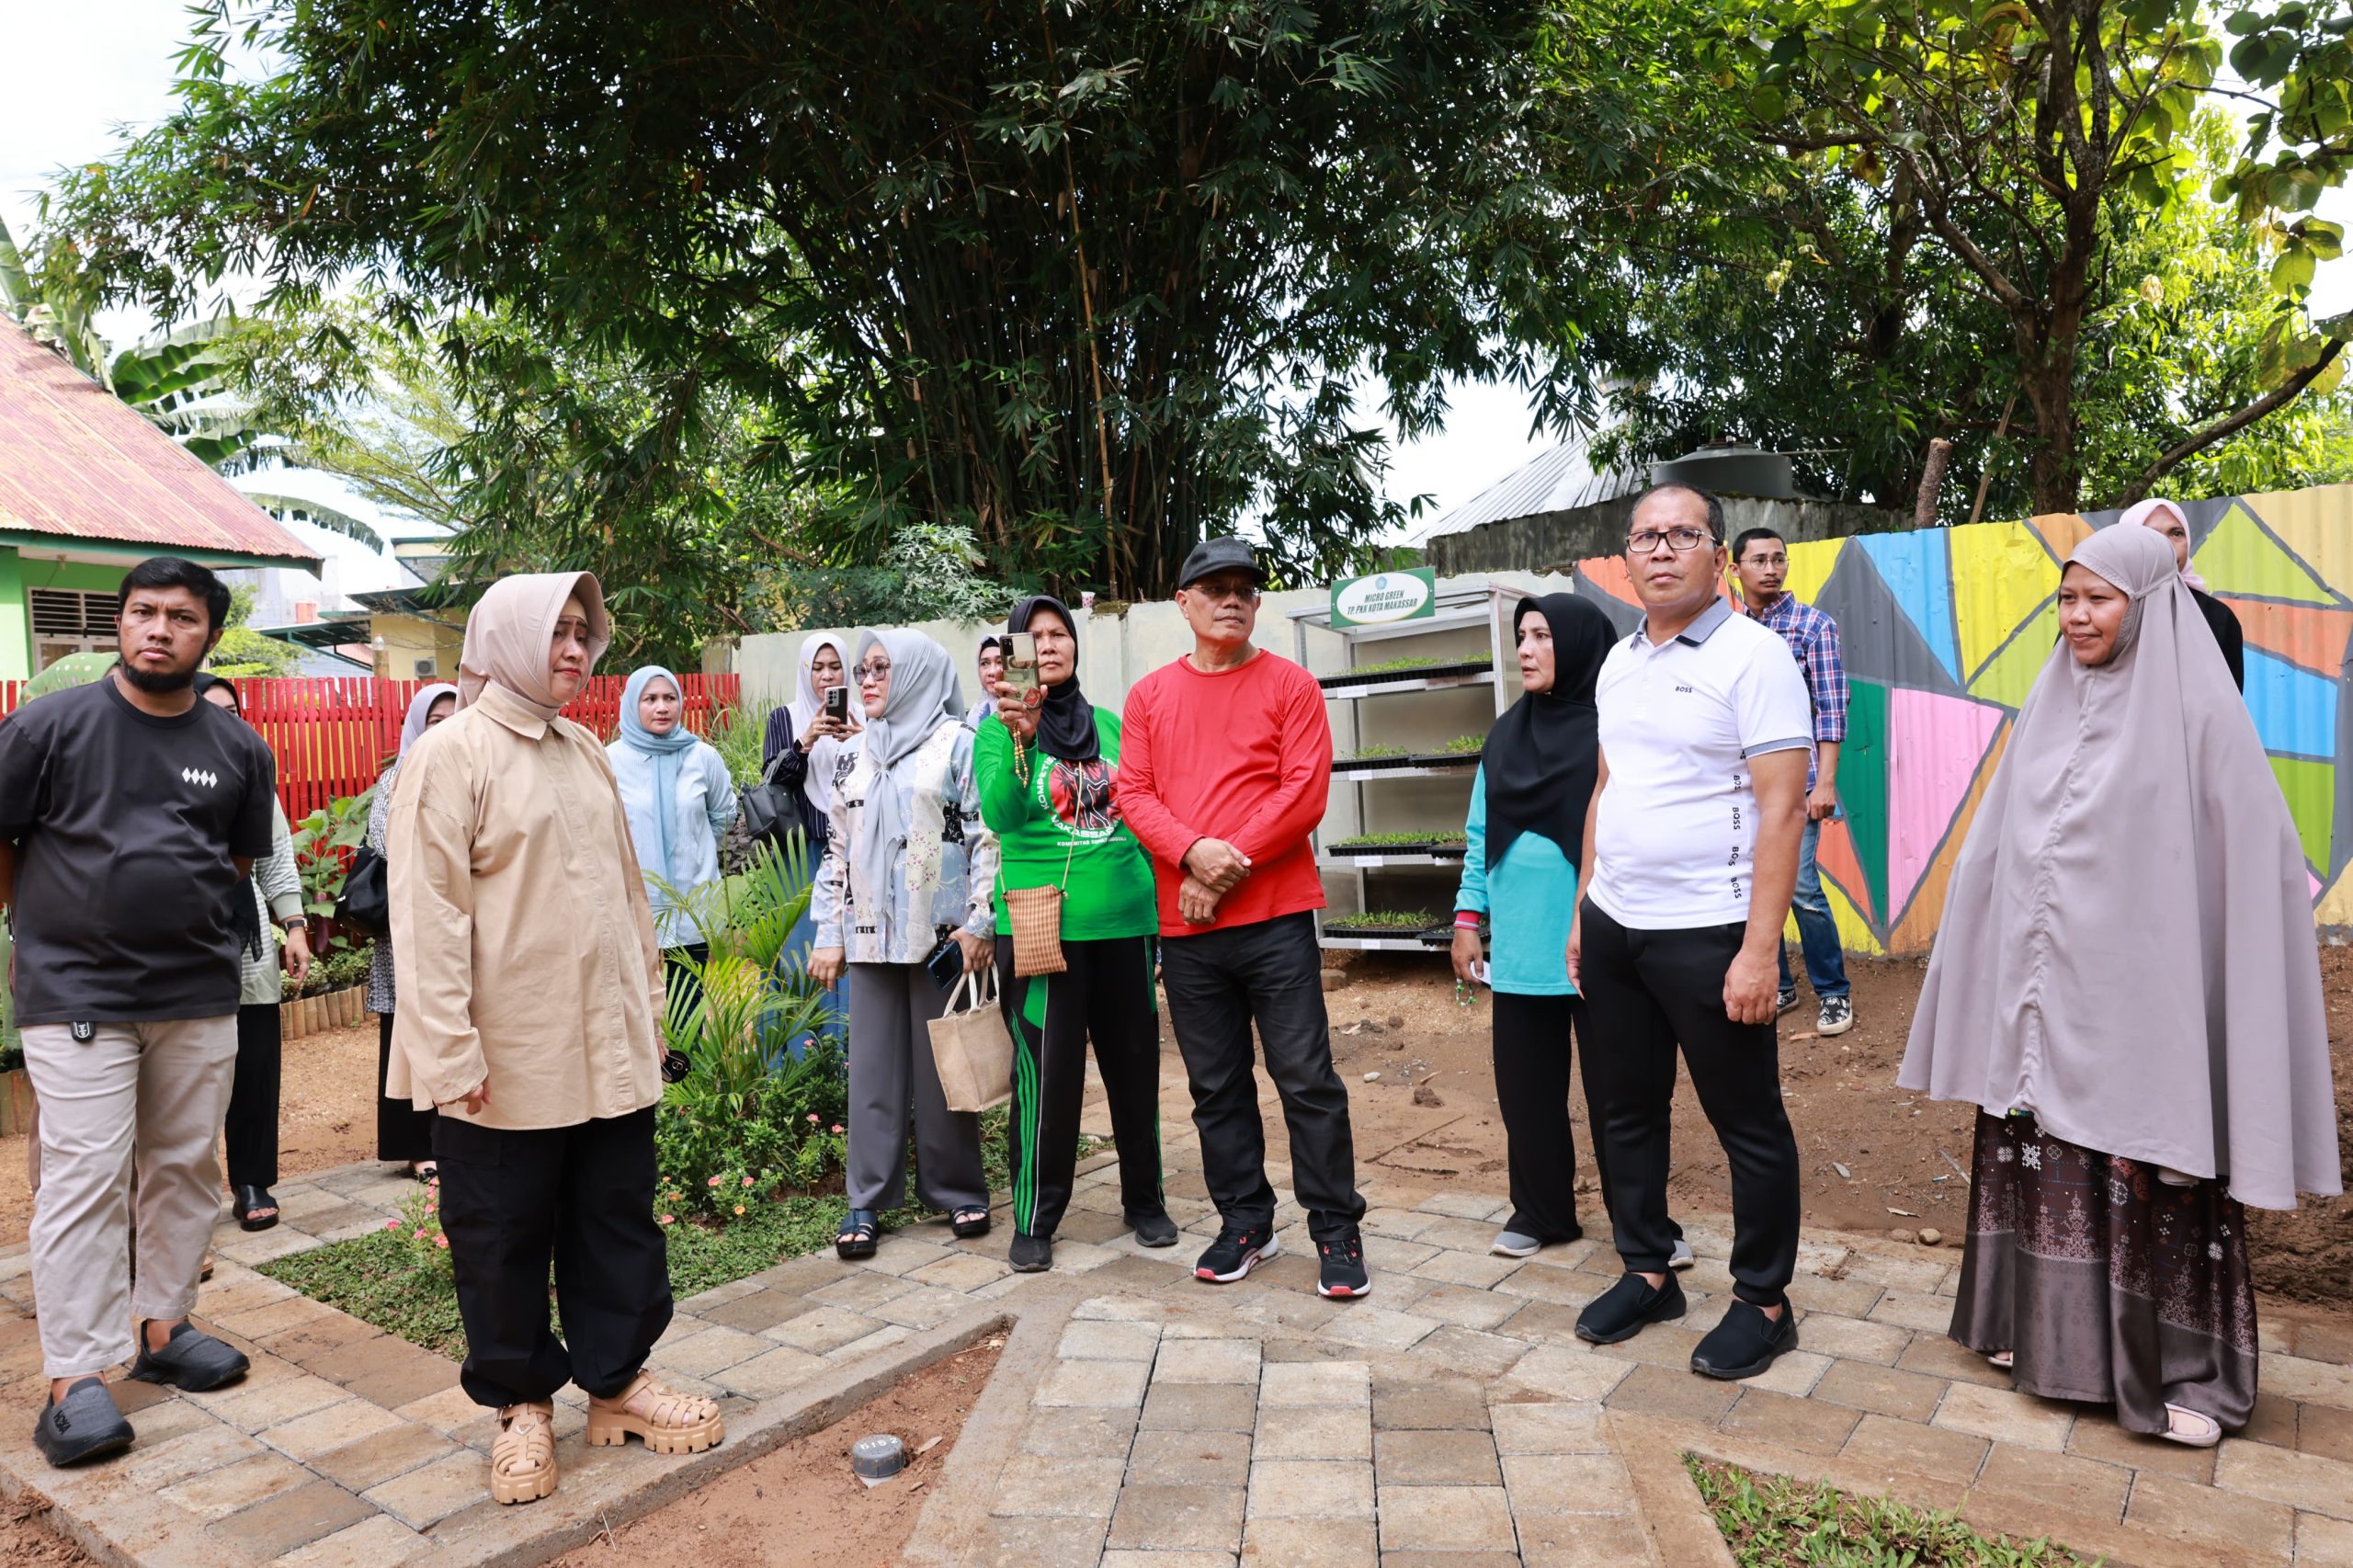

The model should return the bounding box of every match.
[975,596,1176,1272]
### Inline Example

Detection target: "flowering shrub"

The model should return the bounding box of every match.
[381,1178,453,1279]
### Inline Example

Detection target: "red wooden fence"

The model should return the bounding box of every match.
[0,673,743,822]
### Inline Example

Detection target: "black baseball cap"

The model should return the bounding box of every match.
[1176,538,1267,590]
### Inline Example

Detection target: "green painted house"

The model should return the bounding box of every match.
[0,317,318,679]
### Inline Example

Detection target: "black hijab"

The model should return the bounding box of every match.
[1483,594,1615,872]
[1008,595,1099,762]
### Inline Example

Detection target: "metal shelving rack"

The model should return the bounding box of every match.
[1290,583,1519,953]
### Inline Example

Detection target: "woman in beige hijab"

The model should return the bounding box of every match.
[1901,525,2339,1448]
[389,573,722,1506]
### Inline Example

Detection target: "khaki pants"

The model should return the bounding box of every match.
[22,1017,239,1378]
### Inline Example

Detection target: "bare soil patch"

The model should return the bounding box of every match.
[1319,946,2353,1310]
[549,1337,1004,1568]
[0,1494,94,1567]
[0,1019,389,1247]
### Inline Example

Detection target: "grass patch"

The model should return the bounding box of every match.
[1324,909,1441,930]
[1430,733,1485,755]
[264,1108,1094,1360]
[1333,653,1493,678]
[1336,744,1409,762]
[1687,1458,2104,1566]
[1328,829,1468,849]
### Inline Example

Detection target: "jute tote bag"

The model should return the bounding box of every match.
[927,968,1015,1112]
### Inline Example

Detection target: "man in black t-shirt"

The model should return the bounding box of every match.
[0,557,277,1466]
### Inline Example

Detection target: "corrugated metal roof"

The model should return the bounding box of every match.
[0,318,318,565]
[1418,436,1644,541]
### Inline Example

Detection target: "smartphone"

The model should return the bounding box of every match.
[824,684,850,722]
[1002,631,1040,704]
[925,934,966,992]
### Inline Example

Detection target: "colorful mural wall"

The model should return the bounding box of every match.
[1566,483,2353,955]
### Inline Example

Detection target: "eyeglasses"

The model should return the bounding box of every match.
[1188,581,1261,604]
[1626,528,1716,556]
[855,660,892,682]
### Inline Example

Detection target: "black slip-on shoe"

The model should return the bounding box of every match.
[1129,1210,1180,1248]
[1194,1225,1277,1283]
[1315,1232,1371,1299]
[1009,1233,1054,1272]
[33,1377,133,1468]
[1690,1299,1800,1380]
[128,1322,249,1392]
[1574,1272,1688,1345]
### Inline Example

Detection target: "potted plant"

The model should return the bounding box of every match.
[290,789,374,954]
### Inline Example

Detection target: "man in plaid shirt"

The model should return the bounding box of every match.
[1730,528,1854,1037]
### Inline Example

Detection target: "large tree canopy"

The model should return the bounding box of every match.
[54,0,1613,596]
[1706,0,2348,514]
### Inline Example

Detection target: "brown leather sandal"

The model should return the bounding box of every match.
[491,1401,558,1505]
[585,1373,725,1456]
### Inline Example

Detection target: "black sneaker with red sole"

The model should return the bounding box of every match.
[1316,1232,1371,1299]
[1194,1225,1278,1283]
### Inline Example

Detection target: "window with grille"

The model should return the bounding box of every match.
[28,589,119,639]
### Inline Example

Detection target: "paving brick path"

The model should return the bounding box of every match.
[0,1061,2347,1566]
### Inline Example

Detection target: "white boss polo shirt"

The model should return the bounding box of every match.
[1586,597,1813,929]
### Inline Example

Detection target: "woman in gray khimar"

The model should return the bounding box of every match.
[1901,523,2339,1447]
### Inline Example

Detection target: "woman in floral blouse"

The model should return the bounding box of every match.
[810,629,998,1259]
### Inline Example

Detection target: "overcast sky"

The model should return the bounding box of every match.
[4,0,2346,549]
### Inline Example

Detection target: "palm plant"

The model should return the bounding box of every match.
[651,834,826,1075]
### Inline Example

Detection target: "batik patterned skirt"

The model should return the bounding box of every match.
[1949,1110,2258,1435]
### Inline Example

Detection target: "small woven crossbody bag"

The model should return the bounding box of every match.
[999,738,1076,976]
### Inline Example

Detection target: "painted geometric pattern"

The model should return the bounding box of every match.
[1574,483,2353,952]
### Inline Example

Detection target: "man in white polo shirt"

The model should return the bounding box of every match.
[1567,483,1813,1381]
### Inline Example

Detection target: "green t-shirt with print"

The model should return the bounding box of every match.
[972,708,1158,940]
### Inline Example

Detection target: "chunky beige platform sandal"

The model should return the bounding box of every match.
[491,1401,558,1505]
[585,1373,724,1456]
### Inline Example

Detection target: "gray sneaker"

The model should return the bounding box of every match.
[33,1377,133,1468]
[128,1321,249,1392]
[1669,1237,1696,1271]
[1817,996,1855,1037]
[1491,1229,1543,1258]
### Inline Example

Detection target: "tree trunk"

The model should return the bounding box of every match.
[2018,347,2082,516]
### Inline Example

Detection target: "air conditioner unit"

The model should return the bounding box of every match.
[414,659,438,679]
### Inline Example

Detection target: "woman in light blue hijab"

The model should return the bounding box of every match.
[608,666,738,1023]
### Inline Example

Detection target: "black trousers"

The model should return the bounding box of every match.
[375,1011,438,1163]
[224,1003,281,1190]
[1490,993,1588,1244]
[433,1106,672,1407]
[1576,902,1800,1305]
[995,933,1165,1239]
[1160,911,1364,1244]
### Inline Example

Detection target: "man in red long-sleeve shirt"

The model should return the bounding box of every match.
[1116,539,1369,1299]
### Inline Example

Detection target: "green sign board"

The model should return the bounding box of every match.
[1330,566,1437,629]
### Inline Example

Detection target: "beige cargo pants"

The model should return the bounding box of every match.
[21,1017,238,1378]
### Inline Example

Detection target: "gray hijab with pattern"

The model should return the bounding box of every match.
[1898,524,2339,1209]
[850,629,965,931]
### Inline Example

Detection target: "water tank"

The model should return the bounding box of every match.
[1649,441,1797,500]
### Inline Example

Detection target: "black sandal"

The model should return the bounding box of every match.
[233,1186,280,1233]
[950,1207,991,1239]
[835,1209,880,1261]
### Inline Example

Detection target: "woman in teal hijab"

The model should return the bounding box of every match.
[608,666,738,1024]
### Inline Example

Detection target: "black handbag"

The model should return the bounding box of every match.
[739,748,797,846]
[339,846,390,937]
